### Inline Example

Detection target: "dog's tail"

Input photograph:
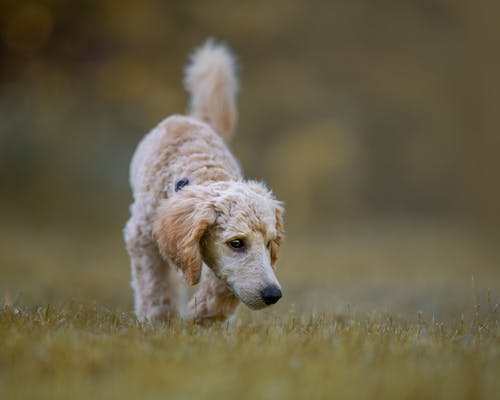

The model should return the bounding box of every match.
[184,39,238,140]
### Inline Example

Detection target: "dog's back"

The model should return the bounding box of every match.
[128,40,241,208]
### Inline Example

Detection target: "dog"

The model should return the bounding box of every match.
[124,40,284,323]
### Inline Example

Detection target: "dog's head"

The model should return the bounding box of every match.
[153,181,284,309]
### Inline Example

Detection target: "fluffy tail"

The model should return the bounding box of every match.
[184,39,238,140]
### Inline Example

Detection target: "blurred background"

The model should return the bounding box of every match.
[1,0,498,318]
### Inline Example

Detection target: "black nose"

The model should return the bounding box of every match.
[261,287,282,305]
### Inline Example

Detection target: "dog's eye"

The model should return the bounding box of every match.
[228,239,245,250]
[266,240,271,249]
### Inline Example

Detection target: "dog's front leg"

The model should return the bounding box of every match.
[124,217,178,321]
[187,266,239,324]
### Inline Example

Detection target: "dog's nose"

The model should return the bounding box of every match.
[261,287,282,305]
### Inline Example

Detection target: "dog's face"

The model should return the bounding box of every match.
[154,181,284,309]
[200,185,283,309]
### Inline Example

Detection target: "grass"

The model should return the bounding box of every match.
[1,302,498,399]
[1,218,499,399]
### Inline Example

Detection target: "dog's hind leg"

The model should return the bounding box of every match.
[124,217,178,321]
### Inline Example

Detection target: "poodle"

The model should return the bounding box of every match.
[124,40,284,323]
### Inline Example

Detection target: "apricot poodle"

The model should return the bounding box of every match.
[124,40,284,323]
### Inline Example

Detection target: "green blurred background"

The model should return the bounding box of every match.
[1,0,498,317]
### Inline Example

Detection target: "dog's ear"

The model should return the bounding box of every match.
[246,180,285,266]
[270,201,285,266]
[153,190,216,285]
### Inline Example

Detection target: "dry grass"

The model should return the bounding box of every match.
[1,219,499,399]
[1,302,498,400]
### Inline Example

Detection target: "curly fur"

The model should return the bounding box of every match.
[124,40,284,323]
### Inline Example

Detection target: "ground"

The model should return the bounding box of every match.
[1,219,499,399]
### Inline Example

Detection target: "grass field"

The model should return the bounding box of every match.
[1,219,499,399]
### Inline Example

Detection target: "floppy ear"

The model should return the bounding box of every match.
[153,190,216,285]
[270,201,285,266]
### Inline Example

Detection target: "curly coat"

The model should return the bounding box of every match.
[124,40,284,323]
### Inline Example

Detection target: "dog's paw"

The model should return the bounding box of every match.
[137,303,179,323]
